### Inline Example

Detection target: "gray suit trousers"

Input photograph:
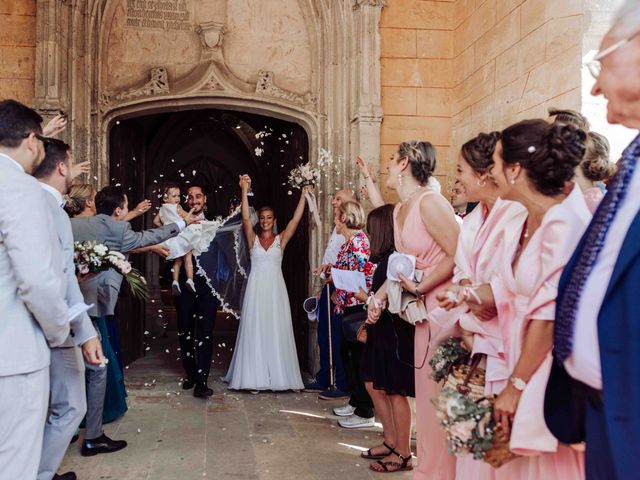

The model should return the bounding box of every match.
[85,319,107,439]
[0,367,49,480]
[37,347,86,480]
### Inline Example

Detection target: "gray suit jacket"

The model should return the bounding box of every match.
[41,185,98,348]
[71,214,180,317]
[0,155,69,376]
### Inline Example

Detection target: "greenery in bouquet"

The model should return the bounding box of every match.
[74,240,148,299]
[288,162,320,189]
[430,337,471,382]
[432,388,496,460]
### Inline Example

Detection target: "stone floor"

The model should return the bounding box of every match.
[60,334,415,480]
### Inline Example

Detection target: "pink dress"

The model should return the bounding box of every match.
[439,199,527,480]
[490,185,590,479]
[394,189,457,480]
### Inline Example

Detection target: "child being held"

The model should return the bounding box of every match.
[154,183,196,295]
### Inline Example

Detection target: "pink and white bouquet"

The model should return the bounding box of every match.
[74,241,148,299]
[288,162,320,189]
[432,388,496,460]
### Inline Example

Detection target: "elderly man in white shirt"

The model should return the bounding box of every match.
[304,189,354,399]
[0,99,70,480]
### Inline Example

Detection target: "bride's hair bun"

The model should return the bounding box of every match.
[501,119,586,196]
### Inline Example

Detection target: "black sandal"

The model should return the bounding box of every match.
[360,441,397,460]
[370,452,413,473]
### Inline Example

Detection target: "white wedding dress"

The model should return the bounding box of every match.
[223,235,304,391]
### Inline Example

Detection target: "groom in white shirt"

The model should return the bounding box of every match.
[0,99,71,480]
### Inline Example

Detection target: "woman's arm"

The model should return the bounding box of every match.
[494,319,554,435]
[356,156,385,208]
[280,185,310,249]
[239,175,256,246]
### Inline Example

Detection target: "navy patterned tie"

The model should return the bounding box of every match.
[554,134,640,361]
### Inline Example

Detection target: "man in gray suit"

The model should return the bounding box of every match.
[0,100,70,480]
[71,185,199,456]
[33,139,105,480]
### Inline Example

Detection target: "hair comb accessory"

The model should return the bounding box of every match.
[527,146,536,154]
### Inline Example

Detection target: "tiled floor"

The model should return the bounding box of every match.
[59,334,415,479]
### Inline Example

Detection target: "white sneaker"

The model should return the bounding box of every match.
[333,404,356,417]
[338,414,375,429]
[185,278,196,293]
[171,280,181,295]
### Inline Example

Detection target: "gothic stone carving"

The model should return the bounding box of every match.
[196,21,226,50]
[352,0,388,9]
[255,71,317,108]
[100,67,170,111]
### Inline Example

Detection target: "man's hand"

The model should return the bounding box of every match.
[183,207,202,226]
[43,113,68,137]
[149,244,170,258]
[70,160,90,179]
[81,337,105,366]
[133,199,152,214]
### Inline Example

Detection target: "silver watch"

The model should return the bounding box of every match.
[509,375,527,391]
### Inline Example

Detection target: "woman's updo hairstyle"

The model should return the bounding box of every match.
[582,131,616,182]
[460,131,500,174]
[501,119,586,196]
[64,184,96,218]
[398,140,437,186]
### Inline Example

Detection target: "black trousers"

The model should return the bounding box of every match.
[340,306,374,418]
[174,274,219,386]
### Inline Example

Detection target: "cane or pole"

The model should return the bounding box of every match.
[326,282,335,389]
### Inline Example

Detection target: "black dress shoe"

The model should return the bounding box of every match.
[182,378,195,390]
[53,473,77,480]
[193,383,213,398]
[81,433,127,456]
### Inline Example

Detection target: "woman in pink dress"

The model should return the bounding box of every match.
[435,132,527,480]
[454,120,591,478]
[368,140,460,477]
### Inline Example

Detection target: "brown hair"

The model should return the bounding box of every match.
[548,107,590,131]
[398,140,437,185]
[64,184,96,217]
[501,119,586,196]
[460,132,500,174]
[338,200,366,230]
[582,131,616,182]
[366,204,395,264]
[162,182,180,198]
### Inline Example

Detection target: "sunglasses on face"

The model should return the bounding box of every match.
[23,131,54,149]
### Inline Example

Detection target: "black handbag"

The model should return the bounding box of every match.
[342,310,367,343]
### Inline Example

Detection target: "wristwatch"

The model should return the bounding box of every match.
[509,375,527,391]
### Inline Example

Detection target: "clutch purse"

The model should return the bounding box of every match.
[342,310,367,343]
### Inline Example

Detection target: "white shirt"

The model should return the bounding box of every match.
[322,226,345,266]
[565,162,640,390]
[40,182,64,207]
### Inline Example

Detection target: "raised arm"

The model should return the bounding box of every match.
[356,155,385,208]
[239,174,256,246]
[124,199,152,222]
[280,185,310,249]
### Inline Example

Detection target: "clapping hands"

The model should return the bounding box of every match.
[239,174,251,194]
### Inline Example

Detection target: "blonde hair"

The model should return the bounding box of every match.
[65,184,96,217]
[582,131,616,182]
[338,200,366,230]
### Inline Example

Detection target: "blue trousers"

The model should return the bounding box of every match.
[314,284,347,391]
[586,398,617,480]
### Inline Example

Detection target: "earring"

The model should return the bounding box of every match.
[477,179,486,187]
[510,177,516,185]
[398,173,404,187]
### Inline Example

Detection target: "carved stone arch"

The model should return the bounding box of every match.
[35,0,386,267]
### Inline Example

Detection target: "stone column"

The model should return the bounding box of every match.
[351,0,386,202]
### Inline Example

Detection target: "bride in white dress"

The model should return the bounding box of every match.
[224,174,310,391]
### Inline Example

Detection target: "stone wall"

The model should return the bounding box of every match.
[0,0,36,105]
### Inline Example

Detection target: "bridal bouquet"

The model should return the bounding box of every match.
[432,389,496,459]
[74,241,148,299]
[288,162,320,189]
[430,337,471,382]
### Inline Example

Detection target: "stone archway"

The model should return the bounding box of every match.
[33,0,387,369]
